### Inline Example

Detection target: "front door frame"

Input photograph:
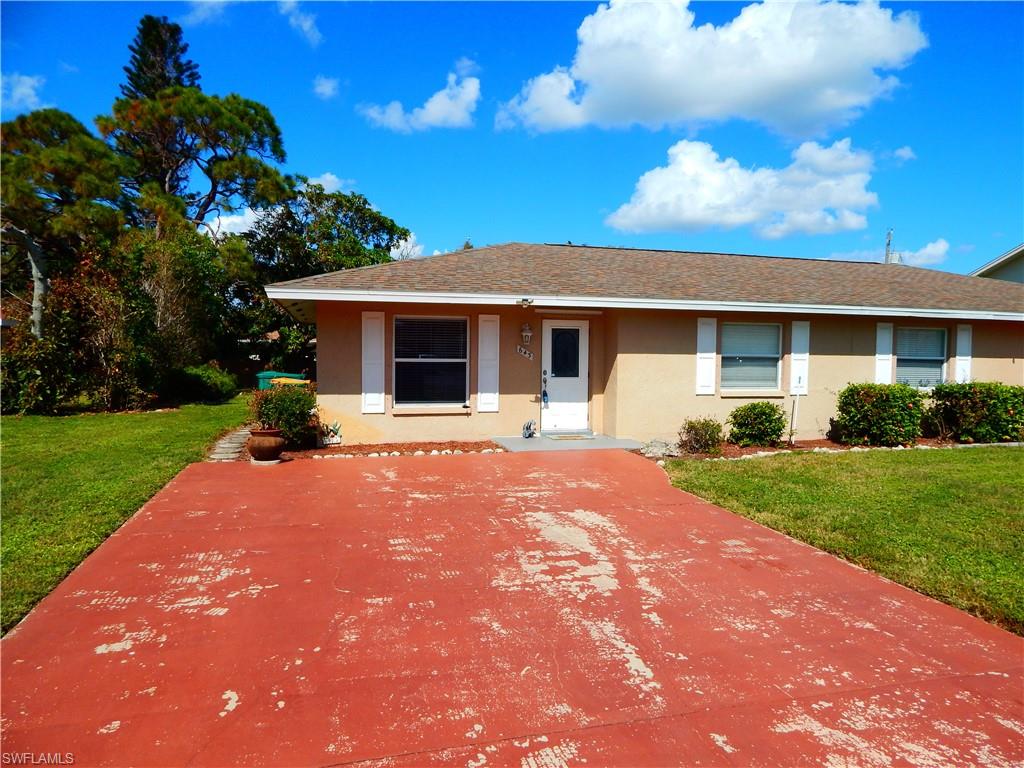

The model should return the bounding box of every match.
[540,319,590,432]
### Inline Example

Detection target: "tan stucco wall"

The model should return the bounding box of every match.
[313,300,1023,444]
[315,302,606,443]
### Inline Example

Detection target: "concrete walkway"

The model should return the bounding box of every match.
[206,426,250,462]
[2,451,1021,766]
[493,433,642,452]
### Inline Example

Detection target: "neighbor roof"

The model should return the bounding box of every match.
[266,242,1024,322]
[970,243,1024,277]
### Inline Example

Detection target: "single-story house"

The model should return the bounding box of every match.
[971,243,1024,284]
[266,243,1024,444]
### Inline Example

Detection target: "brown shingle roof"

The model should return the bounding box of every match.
[267,242,1024,315]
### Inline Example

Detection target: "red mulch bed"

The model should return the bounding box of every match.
[637,436,952,461]
[279,439,504,461]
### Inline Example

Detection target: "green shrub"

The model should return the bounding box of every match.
[163,364,238,404]
[248,384,320,447]
[678,417,724,455]
[834,383,924,446]
[928,383,1024,444]
[0,330,79,414]
[727,401,787,447]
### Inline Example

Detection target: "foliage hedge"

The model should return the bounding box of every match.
[248,384,320,447]
[678,417,724,455]
[928,383,1024,443]
[162,364,237,404]
[727,401,787,447]
[834,383,924,446]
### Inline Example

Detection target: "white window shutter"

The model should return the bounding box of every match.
[875,322,894,384]
[477,314,500,412]
[696,317,717,395]
[955,324,972,383]
[361,311,385,414]
[790,321,810,395]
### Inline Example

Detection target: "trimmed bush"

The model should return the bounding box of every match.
[248,384,320,447]
[928,383,1024,444]
[163,364,238,404]
[834,383,924,446]
[678,417,724,455]
[727,401,787,447]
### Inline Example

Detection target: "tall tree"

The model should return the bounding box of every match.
[121,15,200,100]
[1,109,124,338]
[99,87,291,233]
[116,16,201,203]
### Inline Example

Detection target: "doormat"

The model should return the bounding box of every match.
[546,434,595,441]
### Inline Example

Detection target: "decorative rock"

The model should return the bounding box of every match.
[414,450,425,456]
[495,448,504,453]
[656,459,666,467]
[481,448,494,454]
[453,450,463,455]
[430,450,440,455]
[390,451,401,456]
[441,449,453,455]
[640,439,679,459]
[313,455,323,460]
[368,452,380,458]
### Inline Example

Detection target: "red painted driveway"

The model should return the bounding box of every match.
[2,450,1022,767]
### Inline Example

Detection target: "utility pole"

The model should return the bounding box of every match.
[884,229,900,264]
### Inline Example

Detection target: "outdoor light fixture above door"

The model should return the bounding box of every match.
[521,323,533,345]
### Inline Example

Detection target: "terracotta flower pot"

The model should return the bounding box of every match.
[248,428,286,464]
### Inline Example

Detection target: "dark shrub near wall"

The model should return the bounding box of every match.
[678,417,725,455]
[834,383,924,446]
[248,384,320,447]
[929,383,1024,443]
[161,364,238,404]
[727,402,787,447]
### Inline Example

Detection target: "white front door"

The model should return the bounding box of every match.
[540,319,590,432]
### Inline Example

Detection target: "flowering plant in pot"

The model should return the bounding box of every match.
[247,384,320,463]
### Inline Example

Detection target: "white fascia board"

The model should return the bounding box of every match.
[263,287,1024,322]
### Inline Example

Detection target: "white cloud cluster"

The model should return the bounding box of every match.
[828,238,950,266]
[213,208,263,236]
[180,0,229,26]
[306,171,353,193]
[893,145,917,163]
[390,233,426,260]
[607,138,877,239]
[279,1,322,47]
[360,61,480,133]
[1,73,47,114]
[498,0,927,135]
[313,75,339,100]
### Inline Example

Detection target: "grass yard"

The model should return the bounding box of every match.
[667,447,1024,634]
[1,397,248,633]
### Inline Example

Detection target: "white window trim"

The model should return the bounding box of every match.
[720,322,783,391]
[894,326,948,391]
[392,315,471,408]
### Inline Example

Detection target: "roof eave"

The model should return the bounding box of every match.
[263,287,1024,322]
[970,243,1024,276]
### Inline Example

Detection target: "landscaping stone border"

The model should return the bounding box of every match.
[206,427,250,462]
[654,440,1024,466]
[309,448,506,459]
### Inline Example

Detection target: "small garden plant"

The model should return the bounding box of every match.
[834,383,923,446]
[928,383,1024,444]
[248,384,320,447]
[678,417,724,455]
[727,402,786,447]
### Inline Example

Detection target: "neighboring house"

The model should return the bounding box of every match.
[971,243,1024,283]
[265,243,1024,444]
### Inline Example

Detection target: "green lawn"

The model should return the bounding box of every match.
[666,447,1024,634]
[1,397,248,632]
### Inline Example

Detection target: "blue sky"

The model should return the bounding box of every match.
[2,1,1021,273]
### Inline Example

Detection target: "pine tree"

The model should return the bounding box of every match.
[121,15,200,101]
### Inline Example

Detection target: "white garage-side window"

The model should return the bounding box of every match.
[393,317,469,406]
[721,323,782,390]
[895,328,947,389]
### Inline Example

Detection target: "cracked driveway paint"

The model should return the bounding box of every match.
[2,450,1022,766]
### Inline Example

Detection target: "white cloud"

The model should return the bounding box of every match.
[313,75,339,100]
[1,73,47,114]
[608,138,877,239]
[828,237,950,266]
[360,62,481,133]
[212,208,263,236]
[498,0,927,135]
[893,145,917,163]
[305,172,354,193]
[391,233,425,260]
[180,1,229,26]
[901,238,949,266]
[279,1,322,47]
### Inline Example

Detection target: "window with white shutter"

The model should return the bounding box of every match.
[393,317,469,405]
[895,328,947,389]
[721,323,781,390]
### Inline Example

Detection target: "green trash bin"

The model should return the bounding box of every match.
[255,371,308,390]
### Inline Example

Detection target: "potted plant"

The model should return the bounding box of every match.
[247,389,287,464]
